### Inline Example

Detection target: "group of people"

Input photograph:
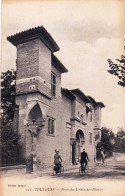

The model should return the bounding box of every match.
[53,148,90,173]
[54,148,105,172]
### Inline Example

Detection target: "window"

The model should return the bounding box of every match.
[51,73,56,97]
[89,133,92,144]
[48,117,55,135]
[90,112,92,122]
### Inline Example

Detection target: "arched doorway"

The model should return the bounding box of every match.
[72,130,85,165]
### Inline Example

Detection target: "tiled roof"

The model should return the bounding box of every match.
[7,26,60,52]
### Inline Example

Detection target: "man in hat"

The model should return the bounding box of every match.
[54,149,63,173]
[80,149,89,171]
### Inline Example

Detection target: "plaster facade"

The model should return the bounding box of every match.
[7,26,105,170]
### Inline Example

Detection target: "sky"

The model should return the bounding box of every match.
[1,0,125,133]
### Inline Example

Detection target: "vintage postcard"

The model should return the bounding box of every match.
[0,0,125,196]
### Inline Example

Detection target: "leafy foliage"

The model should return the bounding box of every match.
[1,122,20,145]
[0,70,22,166]
[96,127,125,160]
[0,122,21,166]
[114,129,125,153]
[96,127,115,158]
[1,70,16,125]
[107,55,125,87]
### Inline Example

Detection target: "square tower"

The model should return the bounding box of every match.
[7,26,60,98]
[7,27,68,163]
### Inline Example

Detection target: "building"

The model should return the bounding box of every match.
[7,26,105,170]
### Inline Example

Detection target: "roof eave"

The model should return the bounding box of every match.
[87,96,105,108]
[96,102,105,108]
[61,88,76,100]
[71,89,91,103]
[52,55,68,73]
[7,26,60,52]
[87,96,96,105]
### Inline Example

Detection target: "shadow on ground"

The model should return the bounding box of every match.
[48,165,125,180]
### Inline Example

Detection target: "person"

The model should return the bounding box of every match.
[80,149,89,172]
[54,149,63,173]
[100,150,105,164]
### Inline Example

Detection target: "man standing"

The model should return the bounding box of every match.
[100,150,105,164]
[54,149,63,173]
[80,148,89,170]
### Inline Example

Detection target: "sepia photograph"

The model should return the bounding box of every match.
[0,0,125,196]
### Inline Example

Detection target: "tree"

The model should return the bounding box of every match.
[114,128,125,153]
[0,120,22,166]
[0,70,24,166]
[1,70,16,125]
[96,127,115,159]
[107,55,125,87]
[1,122,19,145]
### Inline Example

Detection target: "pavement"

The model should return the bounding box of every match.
[1,155,125,196]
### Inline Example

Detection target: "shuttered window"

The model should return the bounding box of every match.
[51,73,56,97]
